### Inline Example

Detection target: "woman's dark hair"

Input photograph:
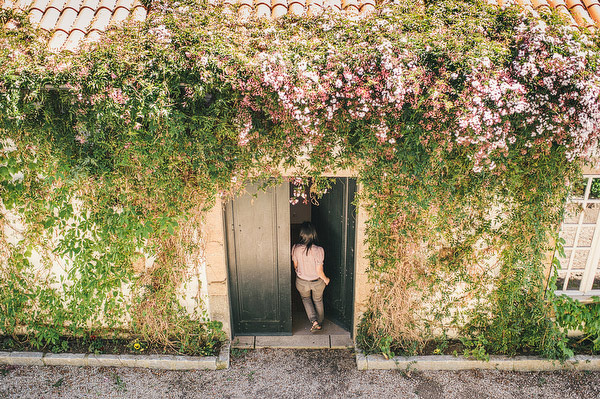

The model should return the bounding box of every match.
[299,222,318,254]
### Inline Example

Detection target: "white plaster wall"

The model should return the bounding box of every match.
[176,224,210,319]
[0,199,210,333]
[202,198,232,337]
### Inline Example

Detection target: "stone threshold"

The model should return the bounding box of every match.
[356,348,600,371]
[0,342,230,370]
[233,334,353,349]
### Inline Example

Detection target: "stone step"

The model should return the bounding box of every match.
[232,334,353,349]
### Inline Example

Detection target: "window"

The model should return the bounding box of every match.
[555,176,600,300]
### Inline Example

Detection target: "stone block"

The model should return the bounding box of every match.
[86,354,136,368]
[0,351,12,365]
[209,295,231,324]
[6,352,44,366]
[204,250,226,268]
[510,357,567,372]
[86,353,219,370]
[217,342,230,370]
[138,355,217,370]
[133,355,173,369]
[204,203,224,230]
[232,336,254,349]
[181,356,210,370]
[204,244,226,261]
[572,356,600,371]
[204,239,225,252]
[354,282,371,305]
[355,350,368,371]
[354,354,596,372]
[207,281,229,296]
[255,335,330,349]
[204,264,224,282]
[366,354,398,370]
[197,357,218,370]
[330,335,353,349]
[43,353,87,367]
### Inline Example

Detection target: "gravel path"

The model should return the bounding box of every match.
[1,349,600,398]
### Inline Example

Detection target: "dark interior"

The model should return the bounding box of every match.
[290,182,349,335]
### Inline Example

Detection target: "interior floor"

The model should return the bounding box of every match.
[292,308,350,335]
[289,181,352,337]
[290,248,349,336]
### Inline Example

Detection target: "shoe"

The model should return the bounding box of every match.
[310,322,322,332]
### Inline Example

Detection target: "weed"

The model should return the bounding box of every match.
[537,376,547,387]
[0,365,15,376]
[53,377,64,388]
[112,373,126,392]
[0,337,15,351]
[398,360,417,378]
[380,335,395,359]
[461,336,490,361]
[231,347,250,358]
[86,335,104,354]
[434,337,449,355]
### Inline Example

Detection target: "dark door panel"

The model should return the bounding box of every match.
[312,178,356,331]
[225,182,291,335]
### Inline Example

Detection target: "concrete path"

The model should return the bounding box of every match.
[233,334,353,349]
[2,349,600,398]
[233,317,354,349]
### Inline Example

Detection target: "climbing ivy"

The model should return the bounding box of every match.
[1,0,599,357]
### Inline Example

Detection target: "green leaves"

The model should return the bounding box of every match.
[0,0,596,359]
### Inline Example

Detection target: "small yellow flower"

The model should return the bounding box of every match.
[133,342,141,350]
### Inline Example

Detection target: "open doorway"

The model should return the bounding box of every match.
[225,178,355,337]
[290,178,356,335]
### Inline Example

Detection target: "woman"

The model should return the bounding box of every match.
[292,222,330,332]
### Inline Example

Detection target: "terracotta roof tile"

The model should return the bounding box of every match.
[109,0,134,25]
[324,0,342,11]
[237,0,253,18]
[359,0,375,14]
[2,0,598,52]
[98,0,117,11]
[55,0,80,29]
[28,0,50,24]
[64,0,81,10]
[28,0,49,10]
[80,0,98,9]
[529,0,553,11]
[490,0,597,29]
[514,0,539,16]
[585,0,600,25]
[76,4,96,29]
[48,29,68,49]
[342,0,359,14]
[271,0,288,18]
[255,0,270,18]
[62,26,85,49]
[547,0,580,25]
[88,8,112,33]
[129,2,144,20]
[306,0,324,16]
[39,0,66,31]
[567,0,598,26]
[2,0,146,51]
[288,0,304,16]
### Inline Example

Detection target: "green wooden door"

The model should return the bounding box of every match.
[225,182,292,335]
[312,178,356,331]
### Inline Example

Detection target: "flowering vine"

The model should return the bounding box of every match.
[0,0,599,357]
